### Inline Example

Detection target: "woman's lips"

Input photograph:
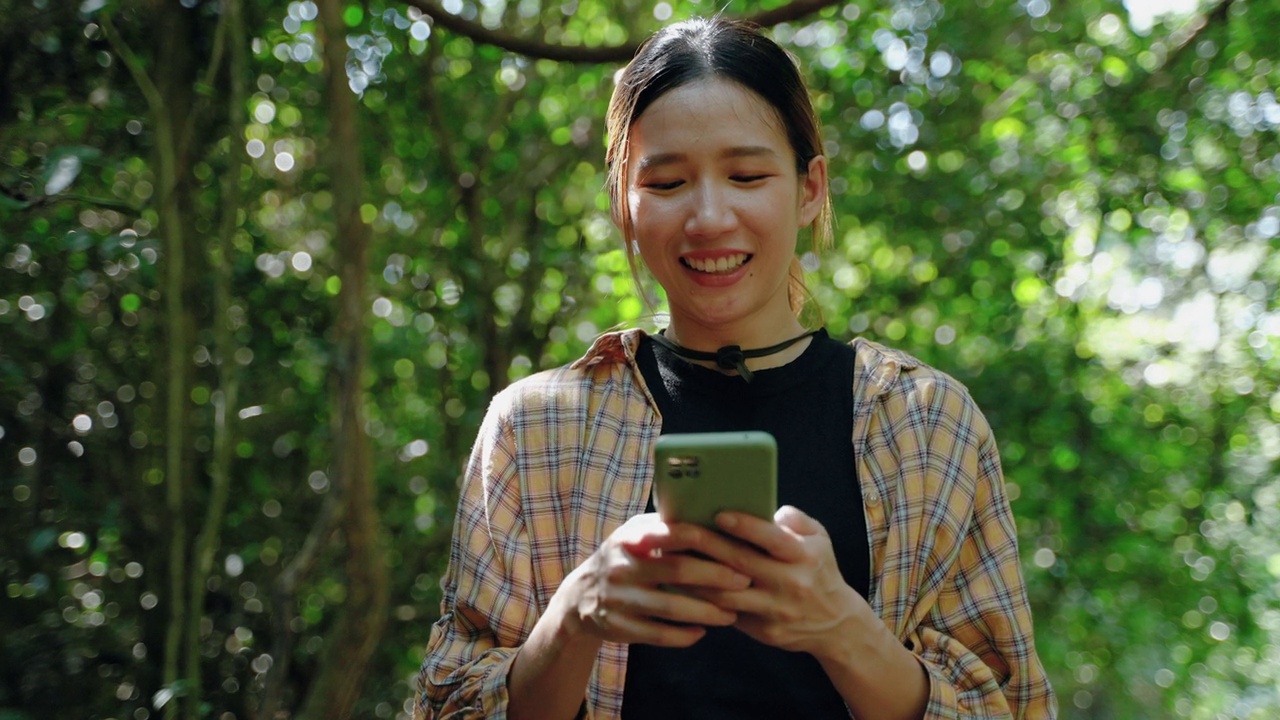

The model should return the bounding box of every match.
[678,253,753,287]
[680,252,751,274]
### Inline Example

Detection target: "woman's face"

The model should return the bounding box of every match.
[624,77,826,347]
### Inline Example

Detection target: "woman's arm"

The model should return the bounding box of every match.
[695,507,928,720]
[508,515,754,720]
[417,407,752,720]
[415,407,533,719]
[908,425,1057,718]
[696,425,1055,719]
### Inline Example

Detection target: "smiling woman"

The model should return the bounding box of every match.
[415,16,1056,720]
[623,78,827,352]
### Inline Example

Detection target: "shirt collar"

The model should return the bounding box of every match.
[569,328,649,371]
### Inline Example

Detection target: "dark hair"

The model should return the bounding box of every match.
[605,17,832,316]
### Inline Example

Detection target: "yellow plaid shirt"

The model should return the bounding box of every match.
[416,330,1057,718]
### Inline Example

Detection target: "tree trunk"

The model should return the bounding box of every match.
[297,1,390,717]
[104,2,199,715]
[184,0,247,718]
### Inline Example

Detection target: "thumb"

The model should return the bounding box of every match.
[774,505,825,537]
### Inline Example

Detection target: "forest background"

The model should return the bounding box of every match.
[1,0,1278,718]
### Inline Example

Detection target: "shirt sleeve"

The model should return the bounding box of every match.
[912,413,1057,719]
[415,396,536,720]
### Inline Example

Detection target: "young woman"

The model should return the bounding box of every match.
[416,17,1056,720]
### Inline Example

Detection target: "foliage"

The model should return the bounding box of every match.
[1,0,1277,718]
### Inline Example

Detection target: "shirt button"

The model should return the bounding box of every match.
[865,491,881,506]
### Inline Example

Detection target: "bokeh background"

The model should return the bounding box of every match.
[2,0,1278,718]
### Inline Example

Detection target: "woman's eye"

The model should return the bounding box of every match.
[732,174,769,183]
[646,180,683,190]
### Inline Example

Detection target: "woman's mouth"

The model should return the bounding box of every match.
[681,253,751,274]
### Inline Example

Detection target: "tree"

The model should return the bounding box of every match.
[1,1,1277,718]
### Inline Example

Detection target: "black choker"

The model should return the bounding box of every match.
[649,329,818,383]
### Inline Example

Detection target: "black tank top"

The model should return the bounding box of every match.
[621,329,869,719]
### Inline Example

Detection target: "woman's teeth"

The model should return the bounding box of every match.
[683,253,749,274]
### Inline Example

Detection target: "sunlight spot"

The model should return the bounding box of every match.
[254,100,276,125]
[934,325,956,345]
[45,155,81,195]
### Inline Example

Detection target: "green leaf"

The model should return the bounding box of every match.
[0,193,31,211]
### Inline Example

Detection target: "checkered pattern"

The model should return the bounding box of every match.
[416,330,1057,719]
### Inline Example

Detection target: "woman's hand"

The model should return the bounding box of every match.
[549,512,753,648]
[692,505,871,660]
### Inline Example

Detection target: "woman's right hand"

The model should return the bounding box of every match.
[550,512,752,647]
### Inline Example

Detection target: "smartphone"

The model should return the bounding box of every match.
[651,431,777,529]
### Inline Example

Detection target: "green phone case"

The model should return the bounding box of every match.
[652,431,778,529]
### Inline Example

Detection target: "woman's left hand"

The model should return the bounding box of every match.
[689,505,869,659]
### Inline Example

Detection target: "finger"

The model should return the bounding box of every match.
[715,511,808,563]
[622,586,737,629]
[679,586,774,615]
[774,505,826,537]
[649,589,739,627]
[621,519,744,560]
[611,513,672,553]
[647,547,753,591]
[617,517,704,555]
[597,609,708,647]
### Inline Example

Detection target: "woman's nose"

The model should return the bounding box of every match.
[684,181,737,238]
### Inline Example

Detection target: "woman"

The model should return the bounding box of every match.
[416,17,1056,720]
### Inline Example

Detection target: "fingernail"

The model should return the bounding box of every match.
[734,573,751,588]
[717,513,737,529]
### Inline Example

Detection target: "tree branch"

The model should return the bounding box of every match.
[0,184,140,213]
[1159,0,1234,74]
[99,14,165,117]
[402,0,844,63]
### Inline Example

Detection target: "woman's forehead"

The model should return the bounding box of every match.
[629,78,789,154]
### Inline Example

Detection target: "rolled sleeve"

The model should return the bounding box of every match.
[913,420,1056,719]
[416,394,536,720]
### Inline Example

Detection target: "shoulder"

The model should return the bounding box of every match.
[848,337,990,438]
[849,337,968,398]
[487,329,646,420]
[486,365,596,424]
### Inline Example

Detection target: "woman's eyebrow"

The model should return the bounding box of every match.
[636,145,779,171]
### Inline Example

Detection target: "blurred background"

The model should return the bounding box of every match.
[1,0,1277,718]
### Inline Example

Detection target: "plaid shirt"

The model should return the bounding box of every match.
[416,330,1057,719]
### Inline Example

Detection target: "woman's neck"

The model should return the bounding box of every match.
[661,318,814,374]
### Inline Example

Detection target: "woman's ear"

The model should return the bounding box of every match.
[797,155,828,227]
